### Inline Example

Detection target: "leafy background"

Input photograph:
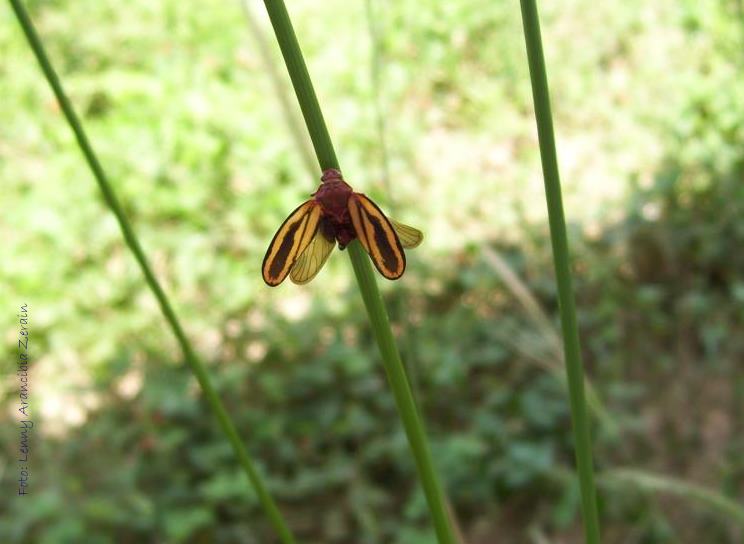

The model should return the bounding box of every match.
[1,0,743,542]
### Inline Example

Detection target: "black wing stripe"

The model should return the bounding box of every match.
[361,206,401,274]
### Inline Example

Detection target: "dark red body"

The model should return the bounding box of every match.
[313,168,356,249]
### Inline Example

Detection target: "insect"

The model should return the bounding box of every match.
[262,168,423,286]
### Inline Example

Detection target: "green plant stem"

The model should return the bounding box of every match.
[262,1,337,170]
[601,469,744,526]
[238,0,317,177]
[262,1,456,542]
[348,242,455,544]
[8,3,296,543]
[364,0,393,200]
[518,1,602,542]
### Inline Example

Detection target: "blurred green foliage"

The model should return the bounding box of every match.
[1,0,743,542]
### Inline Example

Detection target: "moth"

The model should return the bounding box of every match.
[262,168,423,286]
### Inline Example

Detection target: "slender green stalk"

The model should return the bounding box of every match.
[482,247,618,437]
[362,0,425,424]
[518,1,602,542]
[238,0,317,177]
[261,1,337,170]
[8,2,296,543]
[262,1,456,542]
[362,5,463,541]
[364,0,393,199]
[601,469,744,526]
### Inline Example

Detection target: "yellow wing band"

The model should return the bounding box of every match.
[390,219,423,249]
[348,194,406,279]
[262,200,322,286]
[290,230,336,284]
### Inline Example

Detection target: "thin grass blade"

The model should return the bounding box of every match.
[262,1,456,542]
[7,2,296,542]
[518,1,602,541]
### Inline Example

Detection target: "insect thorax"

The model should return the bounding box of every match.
[314,179,352,222]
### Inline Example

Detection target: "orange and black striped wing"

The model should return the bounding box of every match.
[348,193,406,279]
[262,200,322,286]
